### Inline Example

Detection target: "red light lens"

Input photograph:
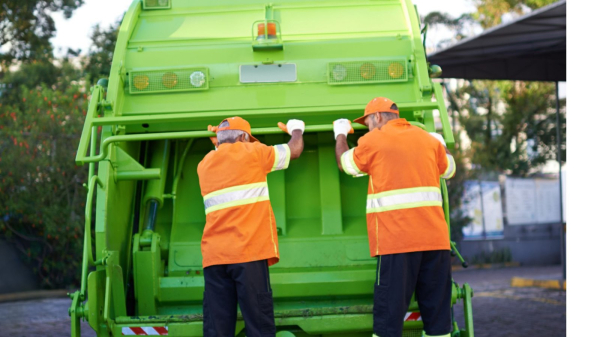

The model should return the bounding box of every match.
[257,23,277,37]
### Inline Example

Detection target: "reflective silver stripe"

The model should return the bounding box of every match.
[366,188,442,214]
[272,144,290,172]
[441,154,455,179]
[341,148,366,177]
[203,182,269,214]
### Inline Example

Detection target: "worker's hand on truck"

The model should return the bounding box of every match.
[278,119,305,135]
[277,119,305,160]
[333,118,354,140]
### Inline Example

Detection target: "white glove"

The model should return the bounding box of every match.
[333,119,353,139]
[429,132,447,147]
[283,119,305,135]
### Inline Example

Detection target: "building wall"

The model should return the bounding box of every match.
[0,240,38,294]
[459,223,562,266]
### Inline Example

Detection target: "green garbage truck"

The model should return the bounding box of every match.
[69,0,475,336]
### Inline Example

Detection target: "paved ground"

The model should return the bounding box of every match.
[0,266,565,337]
[452,265,565,337]
[0,297,95,337]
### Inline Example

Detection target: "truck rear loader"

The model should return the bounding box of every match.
[69,0,475,336]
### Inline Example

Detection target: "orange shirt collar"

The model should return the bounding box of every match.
[382,118,410,130]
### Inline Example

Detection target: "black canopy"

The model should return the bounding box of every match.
[427,0,566,81]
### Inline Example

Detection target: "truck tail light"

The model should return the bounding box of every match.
[189,71,206,87]
[133,75,150,90]
[360,63,376,80]
[162,72,178,88]
[257,23,277,40]
[388,62,404,79]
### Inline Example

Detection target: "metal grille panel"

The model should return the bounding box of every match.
[129,68,209,94]
[327,59,408,85]
[143,0,171,9]
[402,330,423,337]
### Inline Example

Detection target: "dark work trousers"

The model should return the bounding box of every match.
[373,250,452,337]
[203,260,275,337]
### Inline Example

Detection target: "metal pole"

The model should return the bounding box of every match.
[478,180,487,240]
[555,81,565,280]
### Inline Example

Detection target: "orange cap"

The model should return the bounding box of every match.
[353,97,399,125]
[212,116,259,142]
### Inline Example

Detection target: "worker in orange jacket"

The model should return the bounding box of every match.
[197,117,304,337]
[333,97,456,337]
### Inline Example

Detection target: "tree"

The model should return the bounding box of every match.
[473,0,559,29]
[0,0,84,65]
[425,0,566,243]
[453,80,565,177]
[450,0,565,176]
[0,60,61,104]
[0,59,88,288]
[423,11,474,42]
[425,0,565,177]
[446,150,472,243]
[85,15,122,85]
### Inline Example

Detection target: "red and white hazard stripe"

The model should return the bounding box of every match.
[122,326,168,335]
[404,312,422,321]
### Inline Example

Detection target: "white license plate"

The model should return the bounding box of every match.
[239,64,297,83]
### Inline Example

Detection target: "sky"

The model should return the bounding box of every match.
[49,0,477,56]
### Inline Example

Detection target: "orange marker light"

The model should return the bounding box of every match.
[360,63,376,80]
[133,75,150,90]
[388,62,404,79]
[162,72,178,88]
[257,23,277,38]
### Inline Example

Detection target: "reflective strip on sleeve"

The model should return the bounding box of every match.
[366,187,442,214]
[441,154,456,179]
[341,148,367,177]
[271,144,291,172]
[203,182,269,214]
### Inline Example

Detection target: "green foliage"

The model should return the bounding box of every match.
[473,0,560,29]
[0,59,88,288]
[0,0,120,290]
[85,16,122,85]
[1,60,59,95]
[454,80,565,177]
[446,150,472,242]
[423,12,474,41]
[0,0,84,64]
[469,247,512,264]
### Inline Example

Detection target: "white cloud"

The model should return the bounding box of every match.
[413,0,475,18]
[50,0,131,56]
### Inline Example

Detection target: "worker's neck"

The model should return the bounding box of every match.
[375,117,398,130]
[217,140,238,145]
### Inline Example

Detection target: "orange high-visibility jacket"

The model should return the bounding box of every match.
[197,141,291,268]
[340,119,456,256]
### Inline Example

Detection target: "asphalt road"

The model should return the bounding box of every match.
[452,265,565,337]
[0,265,565,337]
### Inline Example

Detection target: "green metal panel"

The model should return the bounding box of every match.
[70,0,471,336]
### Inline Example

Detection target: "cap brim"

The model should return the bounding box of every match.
[248,134,260,143]
[353,115,369,126]
[354,110,400,126]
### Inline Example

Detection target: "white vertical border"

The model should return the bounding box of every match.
[569,0,597,335]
